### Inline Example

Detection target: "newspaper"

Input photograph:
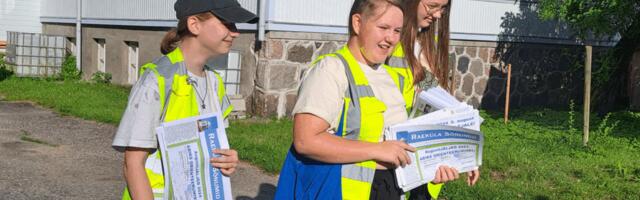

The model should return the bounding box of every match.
[409,86,460,118]
[156,112,232,200]
[386,86,484,192]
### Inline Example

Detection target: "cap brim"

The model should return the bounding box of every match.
[212,6,258,24]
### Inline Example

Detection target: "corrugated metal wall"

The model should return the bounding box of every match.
[450,0,575,41]
[83,0,175,20]
[41,0,75,18]
[269,0,353,26]
[0,0,42,41]
[38,0,582,42]
[238,0,258,15]
[41,0,257,20]
[451,0,521,37]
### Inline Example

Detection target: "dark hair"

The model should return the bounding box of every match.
[348,0,404,37]
[160,12,215,54]
[400,0,451,90]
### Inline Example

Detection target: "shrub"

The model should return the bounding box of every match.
[91,71,112,84]
[58,55,81,81]
[0,53,14,81]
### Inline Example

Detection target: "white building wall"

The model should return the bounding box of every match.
[0,0,42,41]
[450,0,576,42]
[41,0,257,20]
[37,0,601,44]
[41,0,75,18]
[269,0,352,27]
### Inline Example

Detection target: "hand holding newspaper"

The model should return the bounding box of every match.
[386,86,484,192]
[156,112,232,200]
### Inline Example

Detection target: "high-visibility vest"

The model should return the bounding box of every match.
[121,47,233,200]
[387,44,416,113]
[274,45,414,199]
[387,44,443,200]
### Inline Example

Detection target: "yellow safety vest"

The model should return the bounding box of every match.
[387,44,444,200]
[121,47,233,200]
[307,45,409,199]
[387,44,416,113]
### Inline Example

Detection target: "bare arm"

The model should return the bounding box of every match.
[292,113,415,167]
[123,147,154,200]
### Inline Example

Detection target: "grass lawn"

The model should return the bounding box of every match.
[0,77,130,124]
[440,109,640,199]
[1,77,638,199]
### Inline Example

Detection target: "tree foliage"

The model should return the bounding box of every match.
[538,0,640,39]
[538,0,640,112]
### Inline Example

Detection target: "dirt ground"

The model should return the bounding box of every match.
[0,101,277,200]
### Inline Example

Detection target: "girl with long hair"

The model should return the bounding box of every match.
[393,0,481,199]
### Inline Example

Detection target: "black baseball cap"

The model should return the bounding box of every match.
[174,0,258,23]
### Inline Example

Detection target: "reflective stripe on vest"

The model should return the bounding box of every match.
[387,44,415,112]
[323,46,385,199]
[121,47,233,200]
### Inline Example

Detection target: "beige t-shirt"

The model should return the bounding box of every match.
[292,55,408,133]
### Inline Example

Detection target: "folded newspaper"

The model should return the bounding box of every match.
[385,86,484,192]
[156,112,232,200]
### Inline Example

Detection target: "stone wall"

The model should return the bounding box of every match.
[252,32,347,117]
[251,33,601,117]
[450,40,604,110]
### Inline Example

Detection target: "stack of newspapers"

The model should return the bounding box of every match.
[385,86,484,192]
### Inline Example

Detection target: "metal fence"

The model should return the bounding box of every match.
[5,31,67,77]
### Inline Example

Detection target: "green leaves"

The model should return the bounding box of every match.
[537,0,640,39]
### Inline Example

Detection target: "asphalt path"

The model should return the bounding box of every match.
[0,101,277,200]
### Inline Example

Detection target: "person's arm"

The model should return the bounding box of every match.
[292,113,416,167]
[123,147,154,200]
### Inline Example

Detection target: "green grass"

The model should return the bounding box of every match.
[227,119,293,174]
[439,109,640,199]
[1,77,639,198]
[0,77,130,124]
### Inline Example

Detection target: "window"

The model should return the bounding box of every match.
[125,41,139,84]
[95,38,106,72]
[66,37,76,56]
[207,50,241,95]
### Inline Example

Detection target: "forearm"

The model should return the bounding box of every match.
[294,131,378,163]
[123,163,153,200]
[123,148,154,200]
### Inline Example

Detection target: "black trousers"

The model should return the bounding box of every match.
[407,184,432,200]
[369,169,403,200]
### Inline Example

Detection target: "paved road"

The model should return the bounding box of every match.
[0,101,277,200]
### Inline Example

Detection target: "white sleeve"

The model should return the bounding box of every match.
[111,71,162,151]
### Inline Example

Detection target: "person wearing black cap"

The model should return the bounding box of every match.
[111,0,257,199]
